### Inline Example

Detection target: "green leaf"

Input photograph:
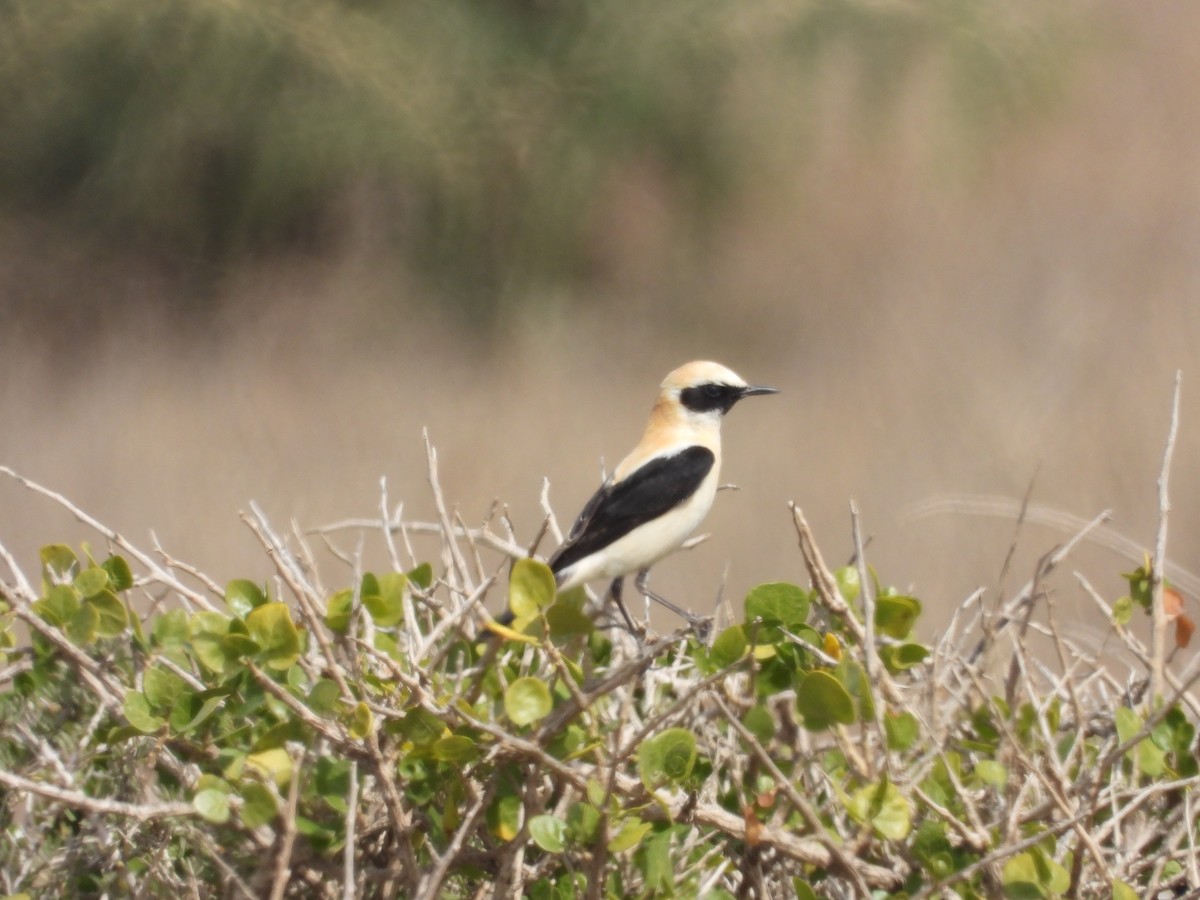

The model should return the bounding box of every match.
[225,579,267,618]
[607,818,653,853]
[153,609,190,645]
[432,734,479,764]
[974,760,1008,789]
[143,665,188,709]
[567,802,601,844]
[407,562,434,590]
[1112,881,1139,900]
[221,633,261,659]
[101,554,134,592]
[505,677,553,726]
[33,584,80,628]
[396,708,445,747]
[638,728,697,789]
[796,670,856,731]
[246,603,302,671]
[1115,706,1166,776]
[744,582,810,633]
[246,748,293,788]
[509,558,557,622]
[545,587,594,639]
[710,625,748,669]
[1112,595,1134,626]
[67,598,99,645]
[308,679,341,715]
[325,589,353,633]
[880,642,929,671]
[844,779,912,840]
[529,814,568,853]
[793,881,818,900]
[40,544,80,590]
[884,711,920,751]
[348,701,374,740]
[191,611,232,673]
[488,794,522,841]
[192,788,231,824]
[742,705,776,746]
[87,590,129,637]
[239,782,278,828]
[73,565,110,598]
[175,694,224,735]
[638,827,673,891]
[123,690,166,733]
[363,572,408,627]
[875,595,921,639]
[834,565,861,602]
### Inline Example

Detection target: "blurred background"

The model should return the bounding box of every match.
[3,0,1199,645]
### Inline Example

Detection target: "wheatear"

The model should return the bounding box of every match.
[503,360,777,633]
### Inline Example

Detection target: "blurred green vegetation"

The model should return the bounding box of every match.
[0,0,1083,318]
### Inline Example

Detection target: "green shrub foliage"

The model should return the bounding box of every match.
[0,474,1197,898]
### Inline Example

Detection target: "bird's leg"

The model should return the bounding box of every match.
[607,576,641,636]
[634,569,713,640]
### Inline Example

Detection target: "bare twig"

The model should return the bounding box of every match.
[1151,370,1182,704]
[0,767,194,820]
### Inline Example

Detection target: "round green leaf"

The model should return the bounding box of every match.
[509,558,557,621]
[875,595,921,639]
[834,565,861,602]
[884,711,920,751]
[67,599,99,645]
[528,814,568,853]
[1112,595,1134,626]
[246,748,293,788]
[239,782,278,828]
[881,642,930,672]
[101,554,134,592]
[87,590,129,638]
[844,780,912,840]
[432,734,479,764]
[796,670,856,731]
[192,788,231,824]
[33,584,80,629]
[325,589,353,633]
[607,818,653,853]
[407,562,434,589]
[143,665,187,709]
[348,701,374,740]
[221,633,261,659]
[567,802,601,844]
[742,705,776,746]
[364,573,407,627]
[225,579,267,618]
[710,625,748,669]
[123,690,166,733]
[246,603,302,671]
[153,609,190,645]
[744,582,810,630]
[73,565,110,598]
[40,544,80,587]
[505,677,553,726]
[975,759,1008,789]
[638,728,697,789]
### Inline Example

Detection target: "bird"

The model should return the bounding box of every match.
[497,360,777,634]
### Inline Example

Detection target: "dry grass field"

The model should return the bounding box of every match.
[3,2,1200,653]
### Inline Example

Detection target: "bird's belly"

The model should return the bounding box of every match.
[559,476,717,588]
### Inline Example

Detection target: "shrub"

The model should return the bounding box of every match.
[0,436,1196,898]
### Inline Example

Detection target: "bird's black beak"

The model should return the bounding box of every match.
[740,385,779,398]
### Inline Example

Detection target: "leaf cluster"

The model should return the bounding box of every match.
[1,465,1198,899]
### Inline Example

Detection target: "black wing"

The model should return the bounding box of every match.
[549,446,715,576]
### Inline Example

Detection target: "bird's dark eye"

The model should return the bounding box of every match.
[704,384,723,398]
